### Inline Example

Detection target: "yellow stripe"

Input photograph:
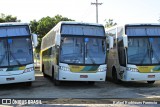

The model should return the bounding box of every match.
[70,65,85,72]
[137,66,160,73]
[19,66,25,70]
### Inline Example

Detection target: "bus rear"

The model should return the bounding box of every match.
[0,23,36,85]
[58,23,107,83]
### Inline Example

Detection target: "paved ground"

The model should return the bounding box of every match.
[0,70,160,106]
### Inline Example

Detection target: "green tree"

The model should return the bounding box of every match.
[105,19,117,28]
[30,14,74,53]
[37,16,55,38]
[30,20,39,34]
[0,13,20,22]
[54,14,73,24]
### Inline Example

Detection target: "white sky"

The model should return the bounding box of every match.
[0,0,160,25]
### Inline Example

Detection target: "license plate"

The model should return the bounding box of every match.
[6,77,15,81]
[148,75,155,78]
[80,75,88,78]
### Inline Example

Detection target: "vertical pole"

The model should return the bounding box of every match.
[91,0,103,23]
[96,0,98,23]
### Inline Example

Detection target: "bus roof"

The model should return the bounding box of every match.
[125,23,160,28]
[59,21,104,27]
[0,22,29,26]
[106,23,160,31]
[125,23,160,26]
[42,21,104,39]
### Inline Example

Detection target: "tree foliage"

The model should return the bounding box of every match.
[30,14,74,53]
[0,13,20,22]
[105,19,117,28]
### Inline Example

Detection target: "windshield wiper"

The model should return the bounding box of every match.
[9,52,22,65]
[140,49,149,64]
[88,54,96,64]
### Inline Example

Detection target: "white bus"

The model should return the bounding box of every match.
[0,22,38,85]
[40,21,107,85]
[106,24,160,84]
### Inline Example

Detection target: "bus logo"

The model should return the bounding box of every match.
[2,99,11,104]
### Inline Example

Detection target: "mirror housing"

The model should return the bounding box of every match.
[32,34,38,47]
[109,36,114,49]
[123,35,128,48]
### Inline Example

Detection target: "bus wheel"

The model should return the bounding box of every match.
[147,81,155,84]
[112,68,121,84]
[25,82,32,86]
[54,80,61,86]
[88,81,95,85]
[42,64,47,77]
[52,66,55,81]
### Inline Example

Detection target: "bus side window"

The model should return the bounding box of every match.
[118,39,126,66]
[49,47,52,56]
[52,46,56,57]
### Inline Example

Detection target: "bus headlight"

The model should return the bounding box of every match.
[59,66,70,71]
[23,67,34,73]
[97,67,107,72]
[126,67,139,72]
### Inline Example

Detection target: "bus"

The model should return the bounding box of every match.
[0,22,38,85]
[106,23,160,84]
[40,21,107,85]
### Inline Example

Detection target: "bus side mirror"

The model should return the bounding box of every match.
[32,34,38,47]
[109,36,114,49]
[123,35,128,48]
[55,33,61,46]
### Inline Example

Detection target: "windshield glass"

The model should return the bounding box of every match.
[0,39,8,66]
[60,37,106,64]
[127,37,160,65]
[0,37,33,67]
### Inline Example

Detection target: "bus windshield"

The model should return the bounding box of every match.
[60,37,106,64]
[0,37,33,67]
[127,37,160,65]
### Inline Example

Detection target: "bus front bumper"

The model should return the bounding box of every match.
[58,71,106,81]
[0,71,35,85]
[123,71,160,81]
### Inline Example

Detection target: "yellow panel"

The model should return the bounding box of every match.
[70,65,85,72]
[137,66,160,73]
[19,66,25,70]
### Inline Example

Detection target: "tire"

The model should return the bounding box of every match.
[88,81,95,85]
[52,66,55,81]
[54,80,61,86]
[112,68,121,84]
[25,82,32,86]
[42,64,47,77]
[52,66,61,86]
[147,81,155,84]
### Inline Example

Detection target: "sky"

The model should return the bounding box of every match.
[0,0,160,25]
